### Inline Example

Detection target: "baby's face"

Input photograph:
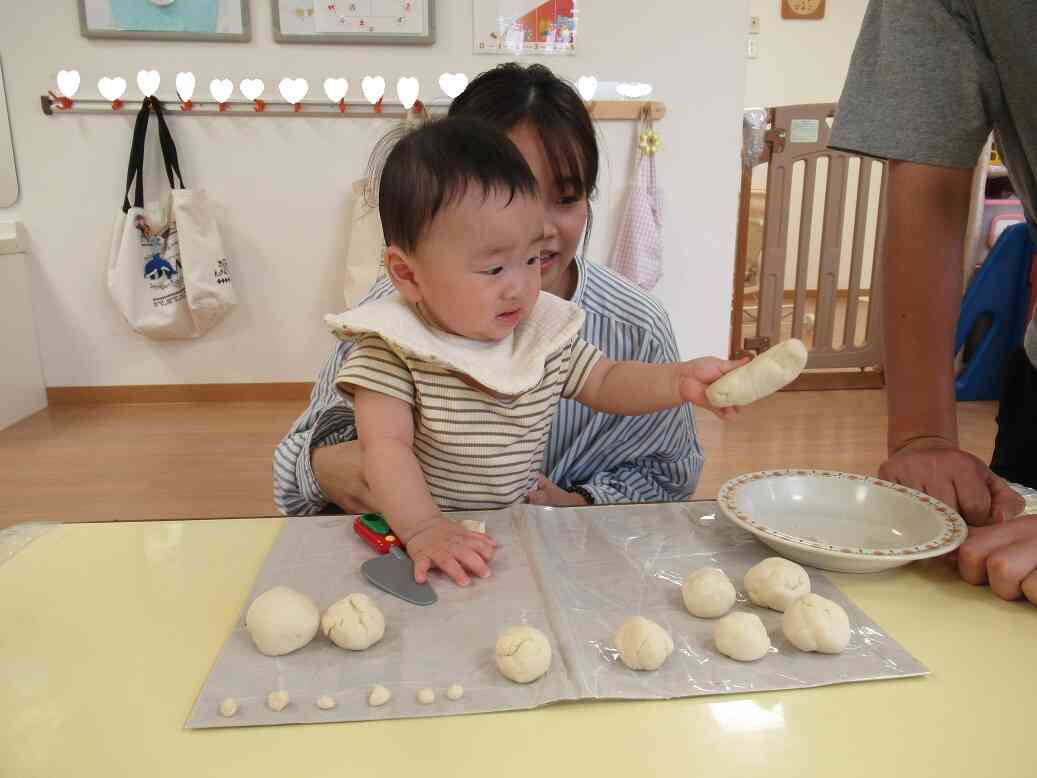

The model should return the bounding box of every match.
[411,185,545,342]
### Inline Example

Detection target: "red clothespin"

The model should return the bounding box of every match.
[412,99,425,116]
[374,96,383,114]
[254,99,266,113]
[292,101,302,113]
[217,101,228,112]
[178,92,193,112]
[111,99,124,111]
[48,91,72,111]
[337,98,347,114]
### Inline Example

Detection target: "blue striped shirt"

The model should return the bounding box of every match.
[273,257,704,515]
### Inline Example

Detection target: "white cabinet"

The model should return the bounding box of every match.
[0,222,46,430]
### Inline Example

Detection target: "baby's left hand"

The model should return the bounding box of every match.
[527,474,589,507]
[677,357,750,419]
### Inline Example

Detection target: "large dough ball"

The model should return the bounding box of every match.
[744,557,811,612]
[321,593,385,650]
[714,612,771,662]
[614,617,674,671]
[681,567,737,618]
[782,593,851,654]
[495,626,552,683]
[705,338,808,407]
[245,586,320,656]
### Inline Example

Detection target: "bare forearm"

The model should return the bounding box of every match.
[362,438,441,543]
[883,161,972,453]
[581,359,682,415]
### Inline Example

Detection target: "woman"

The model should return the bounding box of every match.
[274,63,703,515]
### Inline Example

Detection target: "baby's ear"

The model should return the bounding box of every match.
[383,245,422,303]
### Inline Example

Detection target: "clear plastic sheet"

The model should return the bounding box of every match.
[742,108,768,170]
[186,502,927,729]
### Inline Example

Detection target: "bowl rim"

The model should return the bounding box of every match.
[716,469,968,561]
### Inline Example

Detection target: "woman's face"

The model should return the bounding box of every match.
[507,122,589,300]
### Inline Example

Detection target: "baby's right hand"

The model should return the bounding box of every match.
[405,517,497,586]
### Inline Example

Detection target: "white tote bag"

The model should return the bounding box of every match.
[107,98,235,339]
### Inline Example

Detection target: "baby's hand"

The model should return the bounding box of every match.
[405,517,497,586]
[676,356,750,419]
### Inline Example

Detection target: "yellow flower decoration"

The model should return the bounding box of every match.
[639,127,662,156]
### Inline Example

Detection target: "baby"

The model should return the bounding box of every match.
[326,118,745,586]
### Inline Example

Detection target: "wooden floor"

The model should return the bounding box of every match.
[0,391,1000,528]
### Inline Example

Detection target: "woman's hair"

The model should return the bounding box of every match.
[373,118,539,254]
[448,63,599,201]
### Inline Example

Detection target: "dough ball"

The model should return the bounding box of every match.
[446,684,464,701]
[316,695,337,710]
[705,338,808,407]
[744,557,811,612]
[614,617,674,671]
[245,586,320,656]
[218,697,238,718]
[368,685,391,707]
[321,593,385,651]
[495,625,552,683]
[416,688,435,705]
[714,612,771,662]
[782,593,851,654]
[266,690,290,712]
[681,567,737,618]
[460,519,486,534]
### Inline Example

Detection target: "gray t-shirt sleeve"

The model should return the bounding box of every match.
[829,0,999,168]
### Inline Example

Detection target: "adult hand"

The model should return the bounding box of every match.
[311,441,377,515]
[955,516,1037,603]
[527,474,589,507]
[879,438,1023,526]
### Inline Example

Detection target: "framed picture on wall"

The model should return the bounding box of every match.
[272,1,435,45]
[78,0,252,42]
[473,0,577,56]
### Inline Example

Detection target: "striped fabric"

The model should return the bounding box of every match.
[336,334,601,510]
[273,256,704,515]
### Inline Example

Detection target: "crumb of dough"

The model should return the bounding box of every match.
[368,684,391,707]
[446,684,464,701]
[266,690,290,712]
[316,695,337,710]
[218,698,238,717]
[416,687,435,704]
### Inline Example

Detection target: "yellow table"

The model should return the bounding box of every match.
[1,516,1034,777]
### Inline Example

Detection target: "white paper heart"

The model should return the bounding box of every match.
[175,72,196,102]
[57,69,80,99]
[209,78,234,104]
[361,75,385,105]
[137,69,160,98]
[323,77,349,103]
[240,78,264,101]
[438,72,468,99]
[576,75,598,102]
[396,76,419,110]
[617,82,652,99]
[98,76,127,103]
[279,77,309,105]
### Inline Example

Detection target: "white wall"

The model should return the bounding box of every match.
[0,0,748,386]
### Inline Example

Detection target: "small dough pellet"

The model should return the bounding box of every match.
[368,685,392,707]
[218,698,238,718]
[316,695,337,710]
[417,688,436,705]
[446,684,465,701]
[266,690,291,712]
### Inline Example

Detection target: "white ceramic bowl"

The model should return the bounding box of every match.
[717,469,968,573]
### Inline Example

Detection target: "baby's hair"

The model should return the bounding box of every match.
[366,117,540,255]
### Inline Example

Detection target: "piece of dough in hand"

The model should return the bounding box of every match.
[495,626,552,683]
[782,593,850,654]
[714,612,771,662]
[681,567,737,618]
[706,339,808,407]
[614,616,674,670]
[744,557,811,612]
[321,593,385,650]
[245,586,320,656]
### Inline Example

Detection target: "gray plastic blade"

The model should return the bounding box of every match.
[361,545,437,606]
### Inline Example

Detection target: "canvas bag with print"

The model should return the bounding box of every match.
[107,98,234,338]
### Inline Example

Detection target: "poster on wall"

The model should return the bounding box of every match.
[473,0,577,55]
[273,0,435,44]
[78,0,251,41]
